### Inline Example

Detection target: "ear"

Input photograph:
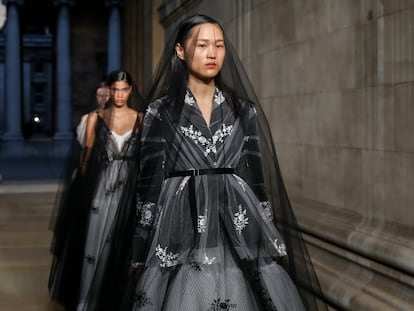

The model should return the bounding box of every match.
[175,43,185,60]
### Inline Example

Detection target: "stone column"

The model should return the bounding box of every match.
[105,0,123,73]
[1,0,24,140]
[53,0,75,140]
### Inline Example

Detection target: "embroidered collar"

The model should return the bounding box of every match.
[184,87,225,107]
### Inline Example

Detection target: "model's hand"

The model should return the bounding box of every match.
[134,265,144,281]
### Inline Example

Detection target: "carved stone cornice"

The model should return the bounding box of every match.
[1,0,24,6]
[53,0,75,7]
[105,0,123,8]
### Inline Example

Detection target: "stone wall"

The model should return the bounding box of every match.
[144,0,414,310]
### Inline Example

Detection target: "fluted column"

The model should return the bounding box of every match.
[105,0,123,73]
[1,0,24,140]
[53,0,75,139]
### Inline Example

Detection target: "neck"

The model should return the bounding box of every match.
[188,76,215,99]
[110,104,129,114]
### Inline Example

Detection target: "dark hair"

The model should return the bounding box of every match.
[106,70,134,87]
[96,81,108,91]
[146,14,242,122]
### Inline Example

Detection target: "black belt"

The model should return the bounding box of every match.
[166,167,235,248]
[167,168,235,178]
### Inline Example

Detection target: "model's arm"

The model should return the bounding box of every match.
[238,104,268,202]
[132,102,166,267]
[80,111,98,174]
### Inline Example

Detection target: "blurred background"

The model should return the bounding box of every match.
[0,0,412,310]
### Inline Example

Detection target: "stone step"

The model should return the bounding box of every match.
[0,215,52,231]
[0,247,51,268]
[0,186,61,311]
[0,265,63,311]
[0,231,52,248]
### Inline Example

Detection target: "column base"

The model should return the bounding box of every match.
[53,131,74,140]
[1,133,23,141]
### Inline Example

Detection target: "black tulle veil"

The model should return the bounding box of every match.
[48,70,144,310]
[140,14,328,310]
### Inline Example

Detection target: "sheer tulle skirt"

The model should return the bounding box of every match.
[134,249,305,310]
[133,174,305,310]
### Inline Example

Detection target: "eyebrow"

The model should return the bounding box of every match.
[196,38,224,43]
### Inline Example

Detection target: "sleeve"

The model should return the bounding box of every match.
[237,105,269,203]
[76,114,88,146]
[132,103,166,266]
[79,112,98,175]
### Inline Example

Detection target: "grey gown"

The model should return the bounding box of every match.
[77,116,138,311]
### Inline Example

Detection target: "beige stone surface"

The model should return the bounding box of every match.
[0,183,63,311]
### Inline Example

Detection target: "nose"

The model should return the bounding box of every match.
[207,45,216,59]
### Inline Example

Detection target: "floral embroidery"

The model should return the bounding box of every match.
[135,290,152,307]
[214,89,225,105]
[249,269,278,310]
[271,238,287,256]
[85,255,95,264]
[234,204,249,234]
[137,202,155,227]
[180,124,233,157]
[155,244,179,267]
[198,215,207,233]
[234,175,247,192]
[208,298,237,310]
[146,105,160,118]
[260,201,273,222]
[202,253,216,265]
[190,262,202,271]
[185,88,225,107]
[185,91,196,106]
[176,176,190,194]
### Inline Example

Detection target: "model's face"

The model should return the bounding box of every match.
[176,23,225,82]
[109,81,132,107]
[96,87,110,108]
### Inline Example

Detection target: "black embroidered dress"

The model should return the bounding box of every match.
[132,88,306,311]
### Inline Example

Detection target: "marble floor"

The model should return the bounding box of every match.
[0,181,64,311]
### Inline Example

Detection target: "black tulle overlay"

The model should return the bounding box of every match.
[49,115,142,310]
[130,88,322,310]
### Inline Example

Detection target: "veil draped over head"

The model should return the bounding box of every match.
[141,14,328,311]
[49,70,145,311]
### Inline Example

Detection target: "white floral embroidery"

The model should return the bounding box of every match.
[234,175,247,192]
[146,106,160,118]
[202,253,216,265]
[214,89,225,105]
[185,88,225,107]
[180,124,233,157]
[270,238,287,256]
[155,244,179,267]
[198,215,207,233]
[184,91,196,106]
[260,201,273,222]
[234,204,249,234]
[176,176,190,194]
[138,202,155,226]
